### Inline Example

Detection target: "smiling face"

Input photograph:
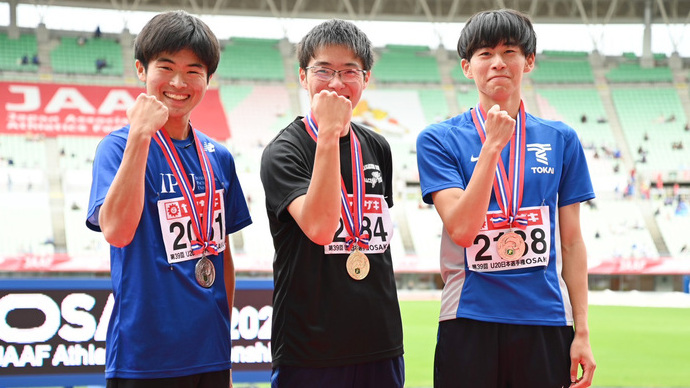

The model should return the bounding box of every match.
[299,44,370,110]
[136,48,209,131]
[461,42,534,107]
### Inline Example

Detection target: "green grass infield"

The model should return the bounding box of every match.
[400,300,690,388]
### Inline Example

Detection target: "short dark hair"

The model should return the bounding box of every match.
[457,9,536,60]
[297,19,374,71]
[134,10,220,80]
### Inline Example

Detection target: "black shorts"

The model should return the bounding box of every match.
[106,369,230,388]
[434,318,574,388]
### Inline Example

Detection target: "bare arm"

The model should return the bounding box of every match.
[99,93,168,247]
[432,105,515,247]
[287,90,352,245]
[559,202,596,387]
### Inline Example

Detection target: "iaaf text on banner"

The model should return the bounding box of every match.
[0,81,231,140]
[0,278,272,386]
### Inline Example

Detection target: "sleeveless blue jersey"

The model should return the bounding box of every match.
[416,109,594,326]
[86,125,251,378]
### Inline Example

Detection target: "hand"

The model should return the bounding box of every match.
[311,90,352,140]
[569,334,596,387]
[126,93,169,138]
[483,104,515,150]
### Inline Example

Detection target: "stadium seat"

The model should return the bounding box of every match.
[217,38,285,81]
[530,58,595,83]
[50,36,124,75]
[0,32,40,72]
[535,88,615,147]
[606,62,673,83]
[373,44,442,83]
[610,87,689,172]
[449,61,474,85]
[0,134,48,169]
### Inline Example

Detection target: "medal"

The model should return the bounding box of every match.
[346,249,370,280]
[195,255,215,288]
[496,231,525,261]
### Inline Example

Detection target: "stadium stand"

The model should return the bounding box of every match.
[606,62,674,83]
[654,195,690,258]
[530,50,595,84]
[219,84,292,178]
[0,32,39,72]
[417,88,450,123]
[372,44,442,83]
[456,87,479,112]
[610,87,689,173]
[581,196,660,261]
[62,168,110,257]
[535,87,616,148]
[57,135,102,170]
[50,36,124,75]
[0,180,54,257]
[216,37,285,81]
[449,61,474,85]
[0,134,48,168]
[1,23,689,291]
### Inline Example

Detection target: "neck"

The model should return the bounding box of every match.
[163,119,191,140]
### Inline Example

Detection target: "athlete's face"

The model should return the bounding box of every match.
[461,42,534,103]
[299,44,370,110]
[136,49,210,125]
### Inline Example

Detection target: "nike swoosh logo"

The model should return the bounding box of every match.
[470,155,479,162]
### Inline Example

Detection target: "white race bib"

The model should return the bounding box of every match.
[157,189,226,264]
[466,205,550,272]
[324,194,393,255]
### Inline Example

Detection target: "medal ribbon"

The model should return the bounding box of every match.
[304,114,370,250]
[153,127,218,255]
[471,101,528,230]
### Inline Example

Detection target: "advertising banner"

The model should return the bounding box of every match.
[0,278,272,386]
[0,81,231,140]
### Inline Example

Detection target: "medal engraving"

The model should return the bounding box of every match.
[195,256,215,288]
[497,231,525,261]
[346,249,370,280]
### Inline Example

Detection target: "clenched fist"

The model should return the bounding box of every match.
[311,90,352,140]
[483,104,515,150]
[127,93,169,138]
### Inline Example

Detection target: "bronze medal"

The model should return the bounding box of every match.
[496,231,525,261]
[195,256,215,288]
[346,249,370,280]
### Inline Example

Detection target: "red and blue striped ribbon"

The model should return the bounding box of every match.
[305,113,370,250]
[471,101,528,230]
[153,127,218,256]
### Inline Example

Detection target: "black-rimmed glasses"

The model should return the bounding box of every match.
[305,66,367,82]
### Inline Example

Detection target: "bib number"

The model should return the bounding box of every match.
[158,189,226,264]
[324,194,393,255]
[466,206,550,272]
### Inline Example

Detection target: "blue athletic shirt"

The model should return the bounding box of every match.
[416,108,594,326]
[86,125,252,379]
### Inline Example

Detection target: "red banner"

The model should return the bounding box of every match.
[0,81,231,140]
[588,256,690,275]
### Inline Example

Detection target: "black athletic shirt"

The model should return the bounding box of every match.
[260,116,404,368]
